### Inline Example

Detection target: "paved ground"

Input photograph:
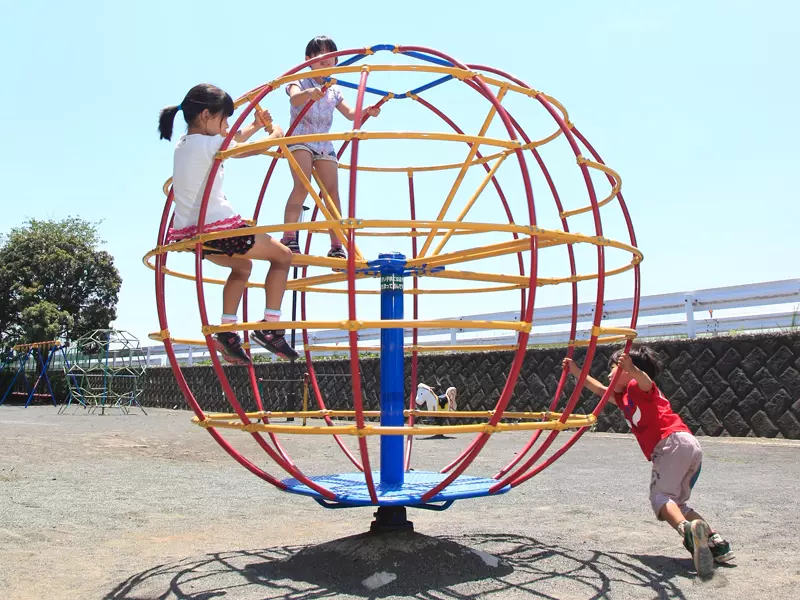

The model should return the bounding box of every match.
[1,405,798,599]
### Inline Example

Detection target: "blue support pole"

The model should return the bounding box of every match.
[0,348,33,406]
[377,252,406,486]
[25,346,57,408]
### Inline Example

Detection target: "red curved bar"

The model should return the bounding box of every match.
[154,191,289,490]
[404,172,419,472]
[392,46,538,504]
[290,81,392,476]
[154,44,641,506]
[460,65,582,479]
[410,91,531,475]
[238,293,295,467]
[290,95,389,473]
[405,94,527,475]
[489,92,611,494]
[503,127,642,485]
[191,84,340,501]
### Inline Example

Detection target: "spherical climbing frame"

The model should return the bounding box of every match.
[144,44,643,524]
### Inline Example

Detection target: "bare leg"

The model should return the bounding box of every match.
[206,255,253,315]
[314,159,342,247]
[658,501,693,530]
[284,149,314,231]
[684,509,713,529]
[243,234,293,310]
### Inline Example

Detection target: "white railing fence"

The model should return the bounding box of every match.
[141,279,800,366]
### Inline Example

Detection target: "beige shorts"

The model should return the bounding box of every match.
[649,431,703,519]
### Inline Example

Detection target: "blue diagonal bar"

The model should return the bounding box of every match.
[401,51,454,67]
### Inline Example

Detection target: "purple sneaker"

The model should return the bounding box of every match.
[327,245,346,259]
[250,325,299,361]
[281,237,300,254]
[213,332,251,365]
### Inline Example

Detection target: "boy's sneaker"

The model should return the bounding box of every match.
[687,519,714,577]
[709,532,735,564]
[213,332,250,365]
[327,245,346,259]
[250,325,299,361]
[683,528,734,566]
[281,237,300,254]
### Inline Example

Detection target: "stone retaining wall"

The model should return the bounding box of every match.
[139,332,800,438]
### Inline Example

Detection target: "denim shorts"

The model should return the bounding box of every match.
[287,143,338,163]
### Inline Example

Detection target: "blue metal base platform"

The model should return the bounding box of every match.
[282,471,511,509]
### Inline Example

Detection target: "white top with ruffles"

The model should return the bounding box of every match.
[167,134,246,242]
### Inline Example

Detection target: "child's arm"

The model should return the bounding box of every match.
[336,99,381,121]
[288,84,325,107]
[230,116,284,159]
[233,109,276,143]
[562,357,614,403]
[618,353,654,392]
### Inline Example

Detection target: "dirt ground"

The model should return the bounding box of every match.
[1,405,798,599]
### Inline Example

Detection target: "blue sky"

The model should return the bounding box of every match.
[1,1,798,346]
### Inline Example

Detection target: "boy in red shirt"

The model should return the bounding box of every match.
[563,344,733,578]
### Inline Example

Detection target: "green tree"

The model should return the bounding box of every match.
[0,218,122,347]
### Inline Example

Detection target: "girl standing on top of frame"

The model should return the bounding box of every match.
[159,83,299,365]
[281,36,381,259]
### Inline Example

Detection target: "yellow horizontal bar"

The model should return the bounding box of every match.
[201,409,582,421]
[408,238,534,271]
[194,415,595,435]
[288,253,355,270]
[355,229,475,237]
[570,334,636,347]
[303,343,519,353]
[147,333,211,347]
[203,319,531,335]
[429,269,531,286]
[559,157,623,219]
[287,270,365,292]
[143,219,642,290]
[338,148,509,174]
[148,221,541,259]
[12,340,62,350]
[407,344,518,352]
[408,284,526,294]
[291,287,380,295]
[144,247,640,293]
[295,283,526,295]
[593,326,638,338]
[218,131,523,161]
[303,345,364,352]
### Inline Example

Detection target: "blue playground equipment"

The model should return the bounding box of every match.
[0,341,78,408]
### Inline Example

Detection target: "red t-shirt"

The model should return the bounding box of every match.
[613,380,691,460]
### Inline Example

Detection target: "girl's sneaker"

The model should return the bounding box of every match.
[281,237,300,253]
[327,245,346,259]
[250,325,299,361]
[213,332,251,365]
